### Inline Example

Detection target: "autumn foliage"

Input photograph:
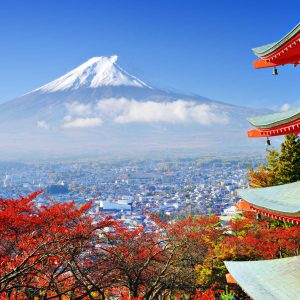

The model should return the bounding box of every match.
[248,134,300,187]
[0,191,115,299]
[0,192,299,299]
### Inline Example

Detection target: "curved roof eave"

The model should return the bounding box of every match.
[252,23,300,57]
[225,256,300,300]
[237,181,300,214]
[247,107,300,129]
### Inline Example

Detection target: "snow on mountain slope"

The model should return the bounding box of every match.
[34,56,150,93]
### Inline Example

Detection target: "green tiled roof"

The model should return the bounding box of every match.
[247,107,300,129]
[225,256,300,300]
[253,23,300,57]
[237,181,300,214]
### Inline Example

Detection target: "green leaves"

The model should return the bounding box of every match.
[248,134,300,187]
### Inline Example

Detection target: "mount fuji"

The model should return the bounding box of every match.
[0,56,266,160]
[34,56,150,92]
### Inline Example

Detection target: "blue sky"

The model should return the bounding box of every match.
[0,0,300,109]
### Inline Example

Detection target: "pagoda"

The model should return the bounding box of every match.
[247,108,300,138]
[225,256,300,299]
[225,23,300,299]
[253,23,300,70]
[236,181,300,224]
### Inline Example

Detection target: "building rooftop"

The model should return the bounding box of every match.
[253,23,300,57]
[225,256,300,300]
[237,181,300,215]
[100,200,131,211]
[248,108,300,129]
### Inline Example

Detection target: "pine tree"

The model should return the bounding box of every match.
[248,134,300,187]
[277,134,300,184]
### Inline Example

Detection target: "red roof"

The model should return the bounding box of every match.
[253,23,300,69]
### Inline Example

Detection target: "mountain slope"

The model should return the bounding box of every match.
[0,56,267,159]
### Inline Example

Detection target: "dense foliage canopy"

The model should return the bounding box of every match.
[0,191,299,299]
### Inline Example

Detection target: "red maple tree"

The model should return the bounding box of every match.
[0,191,115,299]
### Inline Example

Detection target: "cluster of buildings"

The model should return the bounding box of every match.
[0,157,261,227]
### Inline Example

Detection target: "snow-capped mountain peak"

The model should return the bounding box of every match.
[35,55,150,93]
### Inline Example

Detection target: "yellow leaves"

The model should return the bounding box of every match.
[195,264,212,285]
[236,229,247,238]
[90,291,100,298]
[247,165,276,188]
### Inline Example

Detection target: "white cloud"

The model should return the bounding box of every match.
[96,98,129,117]
[96,98,229,125]
[113,100,187,123]
[66,102,93,116]
[273,103,293,112]
[64,115,72,122]
[37,120,50,129]
[279,103,291,112]
[63,117,102,128]
[63,98,229,128]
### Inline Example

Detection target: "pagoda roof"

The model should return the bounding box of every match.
[237,181,300,215]
[225,256,300,300]
[246,108,300,138]
[253,23,300,57]
[248,108,300,129]
[252,23,300,69]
